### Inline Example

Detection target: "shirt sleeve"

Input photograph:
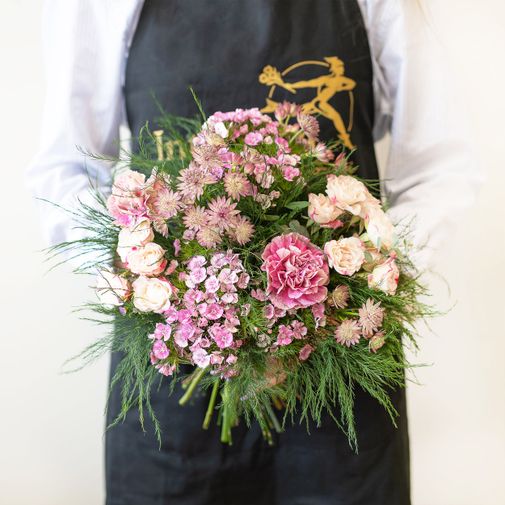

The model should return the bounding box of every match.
[359,0,484,270]
[26,0,139,246]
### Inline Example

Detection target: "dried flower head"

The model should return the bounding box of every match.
[330,285,350,309]
[297,113,320,140]
[334,319,361,347]
[358,298,384,337]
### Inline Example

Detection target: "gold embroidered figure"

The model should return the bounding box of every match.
[259,57,356,149]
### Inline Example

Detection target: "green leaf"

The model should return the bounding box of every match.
[262,214,281,221]
[285,201,309,211]
[289,220,310,238]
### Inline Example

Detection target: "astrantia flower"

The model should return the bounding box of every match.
[177,162,215,201]
[183,206,209,232]
[330,285,350,309]
[335,319,361,347]
[228,216,255,245]
[297,113,320,140]
[358,298,384,337]
[224,171,252,200]
[148,186,182,220]
[207,196,240,231]
[311,142,334,162]
[196,226,222,248]
[191,142,224,171]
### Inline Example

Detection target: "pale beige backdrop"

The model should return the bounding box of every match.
[0,1,504,504]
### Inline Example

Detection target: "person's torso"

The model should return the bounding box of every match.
[125,0,379,180]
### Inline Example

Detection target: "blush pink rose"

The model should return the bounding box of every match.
[132,276,173,313]
[107,170,148,226]
[368,258,400,295]
[127,242,167,276]
[308,193,343,227]
[324,237,365,276]
[261,233,329,310]
[363,207,397,251]
[325,174,370,216]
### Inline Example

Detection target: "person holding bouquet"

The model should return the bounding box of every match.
[27,1,481,504]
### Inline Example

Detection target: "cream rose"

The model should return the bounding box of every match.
[117,218,155,262]
[127,242,167,276]
[368,258,400,295]
[132,276,173,313]
[326,174,370,215]
[364,207,396,251]
[308,193,343,225]
[324,237,365,276]
[95,271,130,306]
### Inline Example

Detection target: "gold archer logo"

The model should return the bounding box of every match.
[258,56,356,149]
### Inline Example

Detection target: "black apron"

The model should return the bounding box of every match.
[105,1,410,503]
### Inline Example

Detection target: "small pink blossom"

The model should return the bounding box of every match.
[188,256,206,270]
[189,267,207,285]
[221,292,238,304]
[291,320,308,339]
[164,307,178,323]
[263,304,276,320]
[173,239,181,256]
[251,289,268,301]
[210,352,224,365]
[205,303,224,320]
[244,131,263,146]
[157,364,176,376]
[174,323,196,347]
[237,272,250,289]
[192,348,211,368]
[299,344,314,361]
[209,324,233,349]
[152,340,170,360]
[277,325,294,346]
[204,275,220,293]
[107,170,148,226]
[281,165,300,181]
[153,323,172,341]
[196,226,222,248]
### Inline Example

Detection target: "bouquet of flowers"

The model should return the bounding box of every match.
[52,100,432,449]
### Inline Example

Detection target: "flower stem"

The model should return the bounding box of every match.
[178,367,208,406]
[264,401,282,434]
[202,379,220,430]
[220,382,233,445]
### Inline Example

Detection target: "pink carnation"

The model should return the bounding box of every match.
[261,233,329,310]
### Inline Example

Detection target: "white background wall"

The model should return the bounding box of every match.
[1,1,504,504]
